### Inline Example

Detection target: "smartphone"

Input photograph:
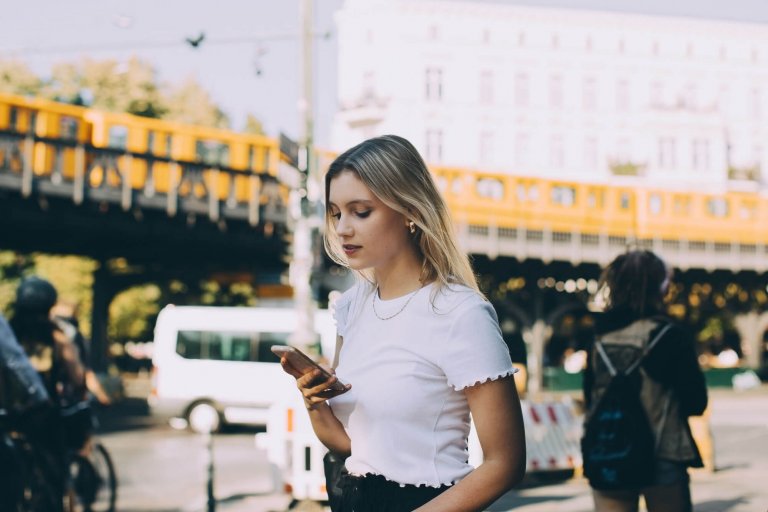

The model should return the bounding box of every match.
[271,345,348,393]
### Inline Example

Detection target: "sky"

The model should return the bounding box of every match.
[2,0,768,147]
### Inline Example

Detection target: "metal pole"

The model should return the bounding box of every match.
[206,430,216,512]
[289,0,317,353]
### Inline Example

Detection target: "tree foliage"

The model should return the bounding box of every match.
[0,56,261,131]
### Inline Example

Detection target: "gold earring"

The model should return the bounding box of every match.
[408,221,416,234]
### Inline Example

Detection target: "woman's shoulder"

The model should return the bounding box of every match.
[430,282,490,316]
[332,280,374,334]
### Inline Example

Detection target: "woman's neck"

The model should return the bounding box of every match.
[374,254,424,300]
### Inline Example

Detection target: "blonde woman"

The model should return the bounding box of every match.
[278,135,526,511]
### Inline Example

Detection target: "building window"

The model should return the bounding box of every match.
[618,38,625,54]
[650,81,663,106]
[583,77,597,110]
[549,75,563,108]
[616,80,630,110]
[658,137,676,169]
[425,129,443,163]
[684,83,697,108]
[585,36,593,52]
[584,137,598,169]
[551,34,560,49]
[479,131,493,165]
[515,73,529,108]
[428,25,439,40]
[425,67,443,101]
[692,139,710,171]
[719,45,727,61]
[515,133,529,167]
[479,70,494,105]
[366,30,374,44]
[518,32,526,47]
[751,87,762,117]
[616,138,631,163]
[482,29,491,44]
[652,40,660,56]
[550,135,564,168]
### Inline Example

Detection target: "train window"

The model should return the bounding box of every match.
[587,190,604,208]
[247,146,255,170]
[29,111,37,135]
[476,178,504,200]
[451,178,463,195]
[60,116,78,140]
[649,194,662,215]
[436,176,447,193]
[619,192,631,209]
[196,139,230,167]
[707,198,729,217]
[147,131,155,154]
[551,186,576,206]
[9,107,18,130]
[108,125,128,150]
[165,134,173,158]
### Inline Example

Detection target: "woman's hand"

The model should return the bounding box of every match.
[280,358,351,410]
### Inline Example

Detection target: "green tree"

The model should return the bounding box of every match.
[164,76,229,128]
[0,60,43,96]
[243,113,265,135]
[46,57,166,117]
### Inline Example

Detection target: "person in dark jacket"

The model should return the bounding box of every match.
[583,250,708,512]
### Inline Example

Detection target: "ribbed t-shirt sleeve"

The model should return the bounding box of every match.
[439,299,516,390]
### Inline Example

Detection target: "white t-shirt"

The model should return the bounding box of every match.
[329,281,515,487]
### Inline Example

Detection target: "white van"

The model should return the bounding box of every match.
[148,305,337,433]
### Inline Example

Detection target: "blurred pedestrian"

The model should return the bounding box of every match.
[9,276,87,512]
[51,301,112,406]
[582,250,708,512]
[278,135,526,511]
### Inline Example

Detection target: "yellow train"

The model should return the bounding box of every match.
[1,91,766,246]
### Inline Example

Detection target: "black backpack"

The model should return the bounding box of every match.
[582,323,672,490]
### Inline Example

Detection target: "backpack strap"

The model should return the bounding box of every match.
[626,322,673,375]
[595,321,673,377]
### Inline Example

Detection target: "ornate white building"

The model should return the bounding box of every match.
[331,0,768,187]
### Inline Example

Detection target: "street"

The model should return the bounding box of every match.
[97,386,768,512]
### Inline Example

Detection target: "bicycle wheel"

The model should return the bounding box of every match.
[71,442,117,512]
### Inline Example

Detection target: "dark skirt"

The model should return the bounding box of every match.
[335,473,451,512]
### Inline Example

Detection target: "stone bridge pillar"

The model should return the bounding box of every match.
[733,311,768,370]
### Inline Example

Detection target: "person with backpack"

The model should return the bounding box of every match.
[582,250,708,512]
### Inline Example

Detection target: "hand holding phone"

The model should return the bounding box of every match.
[271,345,349,394]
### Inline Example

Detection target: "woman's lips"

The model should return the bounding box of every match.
[343,244,361,256]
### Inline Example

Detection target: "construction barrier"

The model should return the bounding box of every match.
[257,395,585,504]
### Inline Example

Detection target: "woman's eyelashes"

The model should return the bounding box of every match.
[329,209,371,220]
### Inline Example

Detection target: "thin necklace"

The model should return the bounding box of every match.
[372,285,421,320]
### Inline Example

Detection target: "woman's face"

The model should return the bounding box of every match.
[327,170,411,273]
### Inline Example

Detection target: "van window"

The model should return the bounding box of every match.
[175,330,289,362]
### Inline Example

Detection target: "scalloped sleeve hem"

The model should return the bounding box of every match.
[451,367,519,391]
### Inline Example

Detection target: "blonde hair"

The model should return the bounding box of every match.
[324,135,479,294]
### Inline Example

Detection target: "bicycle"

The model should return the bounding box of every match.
[63,401,118,512]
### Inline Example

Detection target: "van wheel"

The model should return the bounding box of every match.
[187,402,222,434]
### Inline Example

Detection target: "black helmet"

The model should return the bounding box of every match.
[16,276,58,312]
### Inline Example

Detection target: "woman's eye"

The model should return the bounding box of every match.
[329,211,341,220]
[355,210,371,218]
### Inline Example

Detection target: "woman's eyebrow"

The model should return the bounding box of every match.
[328,199,373,208]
